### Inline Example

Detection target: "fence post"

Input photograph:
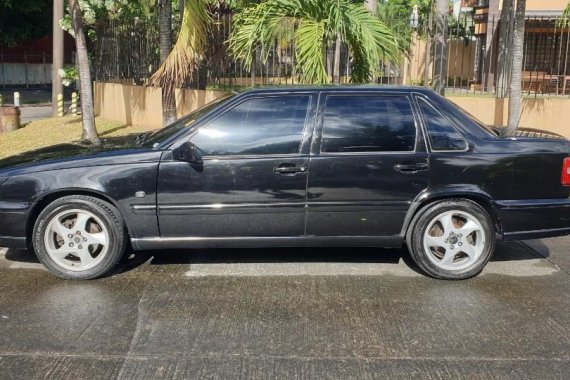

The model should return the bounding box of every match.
[0,52,5,89]
[24,51,29,89]
[71,92,78,115]
[57,94,64,117]
[14,92,20,107]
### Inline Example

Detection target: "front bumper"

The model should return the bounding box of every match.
[0,202,29,249]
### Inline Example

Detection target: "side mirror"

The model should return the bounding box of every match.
[175,141,203,167]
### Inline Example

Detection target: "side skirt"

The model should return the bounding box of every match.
[131,236,404,251]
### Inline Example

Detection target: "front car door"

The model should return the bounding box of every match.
[157,93,316,238]
[306,91,430,239]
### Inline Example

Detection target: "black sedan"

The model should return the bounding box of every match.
[1,86,569,280]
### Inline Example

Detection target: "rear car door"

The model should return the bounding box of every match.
[306,92,430,237]
[157,93,316,238]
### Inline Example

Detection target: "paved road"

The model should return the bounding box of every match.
[19,106,53,124]
[0,240,568,379]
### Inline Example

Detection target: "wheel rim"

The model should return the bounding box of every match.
[43,209,110,272]
[422,210,486,271]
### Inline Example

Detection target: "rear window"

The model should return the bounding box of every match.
[418,98,468,151]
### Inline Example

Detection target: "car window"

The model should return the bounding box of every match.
[418,98,468,151]
[190,95,310,156]
[321,95,416,153]
[141,95,235,148]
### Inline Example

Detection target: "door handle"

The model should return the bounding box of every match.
[273,165,307,174]
[394,162,429,172]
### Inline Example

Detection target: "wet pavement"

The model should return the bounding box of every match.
[0,240,568,379]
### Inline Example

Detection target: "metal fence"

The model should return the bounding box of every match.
[93,17,160,85]
[92,8,570,98]
[0,52,53,87]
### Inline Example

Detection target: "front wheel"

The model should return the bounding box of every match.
[32,195,127,280]
[406,199,495,280]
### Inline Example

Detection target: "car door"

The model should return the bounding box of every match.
[157,93,316,238]
[306,92,430,237]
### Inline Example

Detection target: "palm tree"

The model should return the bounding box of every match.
[68,0,100,145]
[432,0,448,95]
[159,0,176,126]
[504,0,526,137]
[150,0,210,113]
[228,0,405,84]
[52,0,64,118]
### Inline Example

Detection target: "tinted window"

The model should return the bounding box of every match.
[321,95,416,153]
[418,98,467,151]
[191,96,310,156]
[141,95,235,148]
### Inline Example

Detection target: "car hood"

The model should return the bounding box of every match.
[0,139,162,175]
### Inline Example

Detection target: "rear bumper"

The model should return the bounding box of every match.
[497,198,570,240]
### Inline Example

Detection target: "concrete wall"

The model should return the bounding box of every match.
[94,82,163,129]
[94,82,228,129]
[448,96,570,139]
[402,36,475,85]
[0,63,52,86]
[175,88,229,118]
[524,0,567,12]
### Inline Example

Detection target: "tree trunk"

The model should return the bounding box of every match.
[333,34,341,84]
[424,9,433,87]
[505,0,526,136]
[160,0,176,126]
[68,0,100,145]
[496,0,514,98]
[52,0,64,118]
[179,0,185,24]
[433,0,449,95]
[364,0,377,14]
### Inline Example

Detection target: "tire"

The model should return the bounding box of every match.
[406,199,495,280]
[32,195,127,280]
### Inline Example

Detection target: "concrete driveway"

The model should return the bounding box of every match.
[0,239,568,379]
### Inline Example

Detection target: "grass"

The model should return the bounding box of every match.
[0,116,152,159]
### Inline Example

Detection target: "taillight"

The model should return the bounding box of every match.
[562,158,570,186]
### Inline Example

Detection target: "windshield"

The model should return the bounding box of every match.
[140,94,235,148]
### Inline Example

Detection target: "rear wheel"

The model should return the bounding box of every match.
[406,199,495,280]
[32,195,127,280]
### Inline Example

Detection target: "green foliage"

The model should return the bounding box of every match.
[228,0,406,84]
[59,65,79,87]
[0,0,51,46]
[61,0,157,37]
[557,1,570,28]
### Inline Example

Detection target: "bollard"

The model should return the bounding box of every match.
[57,94,64,117]
[0,106,21,133]
[0,94,3,106]
[14,92,20,107]
[71,92,78,115]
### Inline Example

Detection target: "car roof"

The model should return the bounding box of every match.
[237,85,435,96]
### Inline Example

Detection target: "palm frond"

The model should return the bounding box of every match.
[227,0,405,84]
[150,0,210,97]
[558,1,570,28]
[295,19,328,83]
[343,3,406,83]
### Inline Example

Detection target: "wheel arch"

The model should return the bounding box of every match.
[402,190,503,238]
[26,189,127,247]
